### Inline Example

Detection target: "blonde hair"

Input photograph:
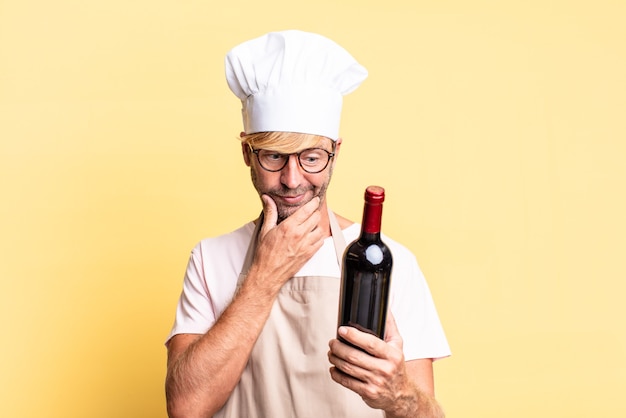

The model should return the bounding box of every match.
[240,131,333,153]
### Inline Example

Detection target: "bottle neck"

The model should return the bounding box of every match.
[361,201,383,237]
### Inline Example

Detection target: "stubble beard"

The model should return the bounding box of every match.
[250,166,332,224]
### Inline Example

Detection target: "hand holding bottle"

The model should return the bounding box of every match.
[328,313,415,414]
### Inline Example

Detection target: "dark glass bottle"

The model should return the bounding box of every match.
[338,186,393,349]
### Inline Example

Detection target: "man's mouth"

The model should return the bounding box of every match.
[274,194,306,205]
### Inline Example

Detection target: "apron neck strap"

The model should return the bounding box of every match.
[327,207,346,269]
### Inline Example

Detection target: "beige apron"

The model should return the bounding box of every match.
[215,210,384,418]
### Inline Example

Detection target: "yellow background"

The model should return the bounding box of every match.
[1,1,625,417]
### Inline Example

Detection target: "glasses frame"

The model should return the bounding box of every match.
[249,144,336,174]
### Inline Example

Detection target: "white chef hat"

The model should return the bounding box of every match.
[225,30,368,141]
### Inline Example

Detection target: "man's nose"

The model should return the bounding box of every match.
[280,154,304,189]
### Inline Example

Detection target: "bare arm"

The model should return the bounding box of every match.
[166,196,325,418]
[328,313,445,418]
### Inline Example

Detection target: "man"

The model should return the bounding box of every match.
[165,30,450,418]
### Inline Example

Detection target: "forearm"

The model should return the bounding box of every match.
[166,198,325,417]
[166,270,280,417]
[384,383,444,418]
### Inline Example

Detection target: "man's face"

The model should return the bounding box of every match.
[247,137,338,223]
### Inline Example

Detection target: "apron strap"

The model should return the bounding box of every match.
[327,207,346,269]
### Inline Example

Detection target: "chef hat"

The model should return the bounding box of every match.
[225,30,368,141]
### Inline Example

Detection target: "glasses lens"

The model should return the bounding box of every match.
[258,151,288,171]
[299,149,329,173]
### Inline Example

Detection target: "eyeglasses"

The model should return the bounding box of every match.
[250,146,335,174]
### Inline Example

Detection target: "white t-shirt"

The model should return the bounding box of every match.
[167,222,451,361]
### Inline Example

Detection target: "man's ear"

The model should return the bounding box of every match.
[327,138,342,172]
[242,141,251,166]
[240,132,253,166]
[334,138,342,158]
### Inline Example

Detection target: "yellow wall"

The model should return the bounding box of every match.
[1,1,625,417]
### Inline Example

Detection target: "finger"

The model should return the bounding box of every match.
[260,194,278,234]
[337,326,388,359]
[327,347,370,382]
[329,366,366,393]
[384,311,402,350]
[287,196,321,226]
[383,312,404,354]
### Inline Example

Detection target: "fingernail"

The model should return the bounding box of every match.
[338,326,347,336]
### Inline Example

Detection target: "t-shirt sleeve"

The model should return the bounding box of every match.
[165,246,216,344]
[390,251,451,361]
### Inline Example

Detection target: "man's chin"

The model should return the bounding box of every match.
[276,205,300,224]
[271,191,325,223]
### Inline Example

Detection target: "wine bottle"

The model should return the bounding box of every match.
[337,186,393,350]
